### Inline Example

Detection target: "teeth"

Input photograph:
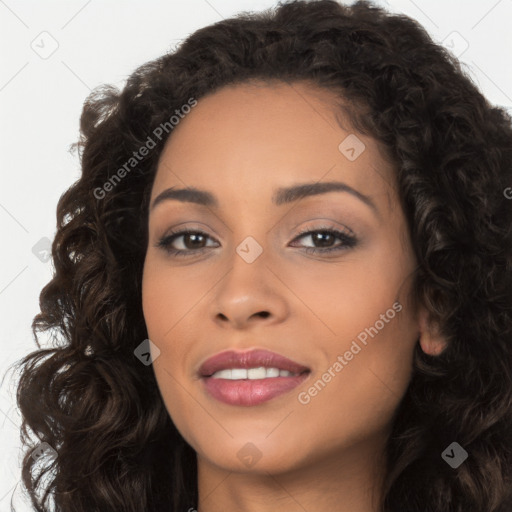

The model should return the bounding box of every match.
[212,369,233,379]
[231,368,247,380]
[248,367,267,379]
[266,367,280,378]
[210,366,298,379]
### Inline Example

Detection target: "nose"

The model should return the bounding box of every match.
[209,253,289,330]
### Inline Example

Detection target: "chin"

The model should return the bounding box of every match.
[193,432,309,475]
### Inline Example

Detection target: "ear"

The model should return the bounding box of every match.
[417,307,448,356]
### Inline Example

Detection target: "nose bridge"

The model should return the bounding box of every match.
[225,201,293,287]
[228,204,273,265]
[227,228,269,292]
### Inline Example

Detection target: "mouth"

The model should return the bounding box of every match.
[198,349,311,407]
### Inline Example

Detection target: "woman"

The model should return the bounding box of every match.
[13,0,512,511]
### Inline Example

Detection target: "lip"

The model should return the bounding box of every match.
[199,349,311,407]
[199,349,310,377]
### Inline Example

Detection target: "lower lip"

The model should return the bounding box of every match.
[202,373,310,406]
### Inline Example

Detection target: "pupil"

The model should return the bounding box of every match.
[187,234,204,248]
[315,232,332,247]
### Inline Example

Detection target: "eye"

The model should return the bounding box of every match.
[156,229,219,257]
[155,225,358,258]
[289,225,358,254]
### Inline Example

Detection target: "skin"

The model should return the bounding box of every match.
[142,80,447,512]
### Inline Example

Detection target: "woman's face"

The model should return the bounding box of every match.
[142,81,423,475]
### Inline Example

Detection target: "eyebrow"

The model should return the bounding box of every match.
[150,181,379,216]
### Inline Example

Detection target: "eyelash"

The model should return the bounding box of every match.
[156,225,358,258]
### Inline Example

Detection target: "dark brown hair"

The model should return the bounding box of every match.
[9,0,512,510]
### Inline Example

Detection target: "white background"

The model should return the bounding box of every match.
[1,0,511,510]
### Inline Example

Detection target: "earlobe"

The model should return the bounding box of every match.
[417,307,448,356]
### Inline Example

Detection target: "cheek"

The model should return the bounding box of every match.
[297,309,417,453]
[288,250,418,437]
[281,256,409,343]
[142,258,202,445]
[142,255,213,341]
[324,264,417,402]
[141,258,194,393]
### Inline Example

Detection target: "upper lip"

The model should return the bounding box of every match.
[199,349,310,377]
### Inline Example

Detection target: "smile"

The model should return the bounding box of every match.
[199,349,311,406]
[210,367,299,379]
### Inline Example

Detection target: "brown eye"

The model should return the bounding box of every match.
[289,226,358,254]
[157,230,219,257]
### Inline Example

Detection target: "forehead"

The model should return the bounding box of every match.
[152,81,396,209]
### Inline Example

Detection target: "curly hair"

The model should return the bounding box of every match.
[9,0,512,510]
